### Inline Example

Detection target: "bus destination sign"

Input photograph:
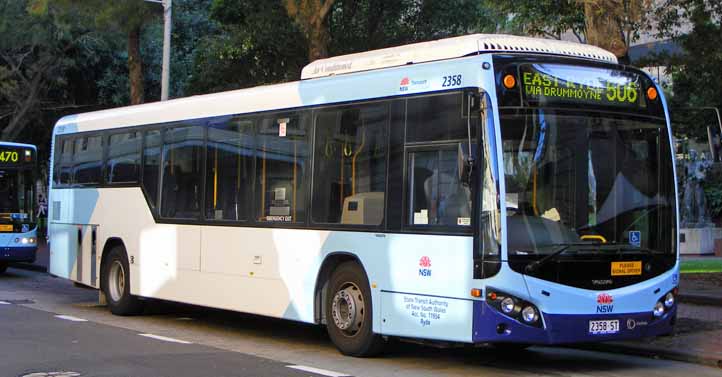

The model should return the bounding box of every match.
[0,146,34,166]
[519,64,646,108]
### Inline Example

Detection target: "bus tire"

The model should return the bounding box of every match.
[0,262,7,274]
[325,261,384,357]
[102,246,144,316]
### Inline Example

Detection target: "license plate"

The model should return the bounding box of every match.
[611,261,642,276]
[589,320,619,334]
[0,224,13,232]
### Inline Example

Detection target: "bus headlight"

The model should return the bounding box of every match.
[501,297,516,314]
[486,287,542,328]
[664,292,675,308]
[653,301,665,317]
[521,306,539,323]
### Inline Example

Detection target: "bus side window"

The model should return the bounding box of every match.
[107,131,141,184]
[312,103,388,226]
[205,117,254,221]
[255,112,309,223]
[160,125,204,219]
[73,135,103,185]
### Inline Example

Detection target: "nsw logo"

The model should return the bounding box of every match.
[596,293,614,313]
[419,256,432,277]
[400,77,410,92]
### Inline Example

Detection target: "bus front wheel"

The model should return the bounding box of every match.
[325,261,385,357]
[0,262,7,274]
[102,246,144,316]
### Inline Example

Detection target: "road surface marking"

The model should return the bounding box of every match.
[54,315,88,322]
[138,333,192,344]
[286,365,350,377]
[0,301,10,305]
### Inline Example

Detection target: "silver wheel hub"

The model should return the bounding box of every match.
[109,260,125,302]
[331,283,364,335]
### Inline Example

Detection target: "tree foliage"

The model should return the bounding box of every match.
[48,0,160,105]
[494,1,586,41]
[0,0,94,141]
[649,0,722,139]
[189,0,512,94]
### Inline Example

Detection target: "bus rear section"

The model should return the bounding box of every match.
[0,143,38,273]
[472,56,679,345]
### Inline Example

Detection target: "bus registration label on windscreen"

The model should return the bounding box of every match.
[520,64,645,108]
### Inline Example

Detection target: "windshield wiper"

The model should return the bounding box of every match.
[524,244,572,274]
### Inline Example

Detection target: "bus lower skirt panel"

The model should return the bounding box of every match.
[471,300,675,344]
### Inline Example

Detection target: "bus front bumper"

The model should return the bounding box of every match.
[0,246,37,263]
[472,301,676,344]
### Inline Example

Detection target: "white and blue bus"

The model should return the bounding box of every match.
[0,142,38,273]
[49,34,678,356]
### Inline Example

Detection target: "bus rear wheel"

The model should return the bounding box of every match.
[102,246,144,316]
[325,261,384,357]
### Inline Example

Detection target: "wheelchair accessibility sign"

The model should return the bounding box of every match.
[629,231,641,247]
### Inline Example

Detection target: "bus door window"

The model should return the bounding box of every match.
[205,117,254,221]
[478,93,501,275]
[143,130,162,209]
[403,91,478,230]
[255,112,309,223]
[312,103,388,226]
[160,125,204,219]
[407,148,471,226]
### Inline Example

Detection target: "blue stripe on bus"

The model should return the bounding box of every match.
[380,290,476,302]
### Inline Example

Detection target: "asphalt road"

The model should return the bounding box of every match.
[1,266,720,377]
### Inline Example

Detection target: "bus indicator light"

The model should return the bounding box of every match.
[646,86,658,101]
[470,288,482,297]
[503,74,516,89]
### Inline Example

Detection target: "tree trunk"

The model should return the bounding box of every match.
[583,0,628,58]
[308,21,330,61]
[128,25,144,105]
[284,0,335,61]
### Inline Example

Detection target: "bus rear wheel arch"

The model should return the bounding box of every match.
[325,261,385,357]
[101,244,144,316]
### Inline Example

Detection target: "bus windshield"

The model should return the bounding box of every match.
[0,168,35,226]
[500,109,675,257]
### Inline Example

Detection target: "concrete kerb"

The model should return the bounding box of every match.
[576,341,722,369]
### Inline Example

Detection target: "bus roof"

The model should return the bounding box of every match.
[301,34,618,80]
[0,141,37,150]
